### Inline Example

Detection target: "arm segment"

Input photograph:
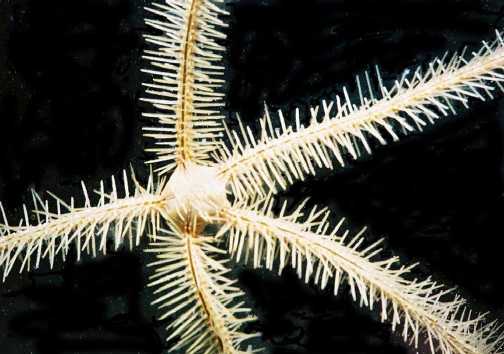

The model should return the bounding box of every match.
[0,171,168,280]
[142,0,228,174]
[146,222,258,353]
[218,32,504,199]
[217,202,504,354]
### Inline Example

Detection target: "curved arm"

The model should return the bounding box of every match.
[0,171,169,280]
[142,0,229,174]
[217,32,504,199]
[217,204,503,354]
[146,222,258,353]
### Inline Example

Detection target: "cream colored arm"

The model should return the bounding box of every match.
[217,202,503,354]
[142,0,229,174]
[217,32,504,199]
[146,222,258,353]
[0,171,168,280]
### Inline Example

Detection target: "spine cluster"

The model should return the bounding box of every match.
[219,197,504,354]
[0,170,166,280]
[143,0,229,174]
[147,223,258,353]
[217,32,504,200]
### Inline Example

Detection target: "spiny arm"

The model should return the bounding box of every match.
[142,0,228,174]
[217,31,504,199]
[0,171,168,280]
[146,222,258,353]
[216,202,504,354]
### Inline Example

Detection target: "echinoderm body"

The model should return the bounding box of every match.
[0,1,504,353]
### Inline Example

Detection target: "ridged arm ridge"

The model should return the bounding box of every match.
[0,171,168,280]
[217,31,504,199]
[142,0,229,174]
[146,222,259,353]
[216,200,504,354]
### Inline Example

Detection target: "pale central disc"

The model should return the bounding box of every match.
[165,163,230,217]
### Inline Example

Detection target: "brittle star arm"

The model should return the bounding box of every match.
[0,171,169,280]
[216,202,504,354]
[145,222,258,353]
[142,0,229,174]
[216,31,504,198]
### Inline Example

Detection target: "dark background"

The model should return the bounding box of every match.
[1,0,504,353]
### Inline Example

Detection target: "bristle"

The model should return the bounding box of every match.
[218,31,504,200]
[142,0,229,174]
[218,198,504,354]
[0,170,167,279]
[146,224,259,353]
